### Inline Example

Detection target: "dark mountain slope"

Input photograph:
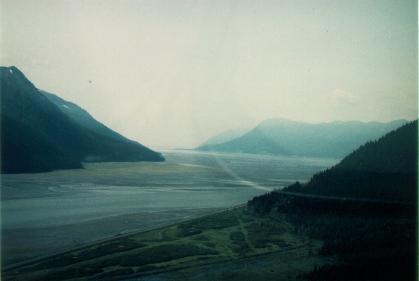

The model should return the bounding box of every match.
[248,121,417,281]
[1,115,82,172]
[286,120,418,202]
[198,118,407,158]
[42,91,126,141]
[41,91,163,162]
[333,121,417,174]
[0,66,163,173]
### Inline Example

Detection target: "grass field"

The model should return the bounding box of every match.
[3,207,330,281]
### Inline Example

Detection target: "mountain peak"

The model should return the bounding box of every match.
[1,65,22,75]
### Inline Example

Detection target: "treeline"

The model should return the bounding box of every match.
[286,120,418,202]
[247,192,416,281]
[248,191,415,218]
[247,120,417,280]
[288,170,416,202]
[335,120,417,174]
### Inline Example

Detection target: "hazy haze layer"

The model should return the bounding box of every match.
[1,0,417,148]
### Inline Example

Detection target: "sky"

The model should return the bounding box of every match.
[1,0,417,149]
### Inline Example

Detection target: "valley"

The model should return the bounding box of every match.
[1,150,335,267]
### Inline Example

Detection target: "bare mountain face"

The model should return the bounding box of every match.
[0,66,164,173]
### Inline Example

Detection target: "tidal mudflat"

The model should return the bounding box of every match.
[1,150,336,266]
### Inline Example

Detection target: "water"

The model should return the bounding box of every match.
[1,150,336,266]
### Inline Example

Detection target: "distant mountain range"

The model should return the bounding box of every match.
[285,120,417,202]
[197,118,408,158]
[1,66,164,173]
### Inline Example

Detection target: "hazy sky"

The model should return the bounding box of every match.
[1,0,417,149]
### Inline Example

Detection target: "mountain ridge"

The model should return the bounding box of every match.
[197,128,249,147]
[284,120,418,202]
[1,66,164,173]
[198,118,408,158]
[42,91,136,143]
